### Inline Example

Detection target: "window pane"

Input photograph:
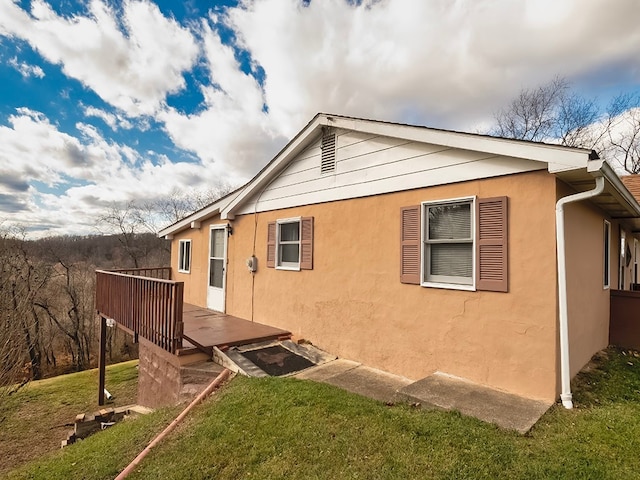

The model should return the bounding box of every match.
[211,229,224,258]
[184,242,190,270]
[280,244,299,263]
[428,203,471,240]
[604,223,610,286]
[430,243,473,278]
[280,222,300,242]
[210,258,223,288]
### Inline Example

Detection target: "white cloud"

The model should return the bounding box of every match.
[158,19,279,179]
[8,56,45,78]
[225,0,640,133]
[1,0,639,237]
[161,0,640,178]
[0,0,199,116]
[83,106,133,131]
[0,109,231,235]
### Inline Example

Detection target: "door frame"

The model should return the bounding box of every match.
[207,224,228,312]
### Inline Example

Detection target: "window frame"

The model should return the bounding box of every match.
[276,217,302,271]
[421,196,476,291]
[178,239,191,274]
[604,220,610,289]
[634,238,638,285]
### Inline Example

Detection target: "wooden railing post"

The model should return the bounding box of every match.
[98,314,107,406]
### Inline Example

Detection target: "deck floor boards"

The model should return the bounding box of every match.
[181,303,290,351]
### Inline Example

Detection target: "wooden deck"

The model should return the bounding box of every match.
[179,304,291,356]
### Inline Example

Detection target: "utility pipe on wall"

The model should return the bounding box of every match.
[115,368,231,480]
[555,175,604,409]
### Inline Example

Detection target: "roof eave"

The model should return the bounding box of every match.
[157,190,243,238]
[222,113,597,219]
[221,113,327,219]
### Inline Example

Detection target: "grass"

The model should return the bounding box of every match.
[5,348,640,479]
[0,360,141,475]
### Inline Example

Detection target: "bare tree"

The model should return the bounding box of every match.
[491,77,640,173]
[0,228,52,386]
[0,230,28,394]
[493,77,571,142]
[96,183,235,267]
[153,183,236,226]
[34,257,95,372]
[606,100,640,173]
[97,201,152,268]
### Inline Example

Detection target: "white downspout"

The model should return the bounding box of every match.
[556,175,605,409]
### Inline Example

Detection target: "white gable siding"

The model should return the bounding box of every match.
[236,129,546,215]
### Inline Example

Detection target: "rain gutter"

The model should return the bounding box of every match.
[555,174,604,409]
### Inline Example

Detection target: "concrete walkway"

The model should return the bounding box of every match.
[295,360,553,433]
[295,359,412,403]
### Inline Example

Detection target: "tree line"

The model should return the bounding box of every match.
[0,231,168,389]
[0,185,232,395]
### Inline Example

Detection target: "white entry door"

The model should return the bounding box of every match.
[207,225,227,312]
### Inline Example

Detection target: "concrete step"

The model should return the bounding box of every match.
[180,359,225,385]
[396,372,553,433]
[295,360,412,403]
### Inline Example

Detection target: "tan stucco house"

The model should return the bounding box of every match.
[97,113,640,408]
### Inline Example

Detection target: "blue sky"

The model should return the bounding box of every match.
[0,0,639,237]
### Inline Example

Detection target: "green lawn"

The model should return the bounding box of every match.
[0,360,142,475]
[5,348,640,479]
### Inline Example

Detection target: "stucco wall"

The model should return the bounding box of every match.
[171,218,229,307]
[220,170,559,401]
[561,190,611,378]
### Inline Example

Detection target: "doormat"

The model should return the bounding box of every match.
[240,345,315,376]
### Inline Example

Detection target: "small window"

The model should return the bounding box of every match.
[267,217,314,270]
[423,198,474,287]
[604,220,610,289]
[178,239,191,273]
[277,219,301,270]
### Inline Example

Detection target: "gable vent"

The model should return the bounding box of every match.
[320,130,336,174]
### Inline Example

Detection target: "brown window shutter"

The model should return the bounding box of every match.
[300,217,314,270]
[476,196,508,292]
[266,221,276,268]
[400,205,421,284]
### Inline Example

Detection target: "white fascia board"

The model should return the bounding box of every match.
[324,115,594,169]
[159,188,246,237]
[600,161,640,217]
[221,114,325,219]
[158,192,240,238]
[158,206,220,237]
[221,113,595,219]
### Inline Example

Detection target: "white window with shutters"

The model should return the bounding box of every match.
[276,217,302,270]
[422,197,475,290]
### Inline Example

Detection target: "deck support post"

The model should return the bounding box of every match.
[98,314,107,406]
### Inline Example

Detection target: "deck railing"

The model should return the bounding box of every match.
[106,267,172,280]
[95,268,184,354]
